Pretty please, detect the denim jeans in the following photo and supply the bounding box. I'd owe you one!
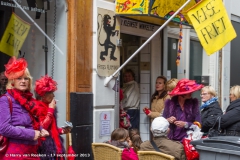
[127,109,140,130]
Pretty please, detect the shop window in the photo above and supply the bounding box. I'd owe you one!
[230,21,240,86]
[0,0,67,123]
[0,0,67,81]
[189,40,203,103]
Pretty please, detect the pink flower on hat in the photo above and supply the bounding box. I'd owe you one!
[35,75,57,97]
[4,56,28,79]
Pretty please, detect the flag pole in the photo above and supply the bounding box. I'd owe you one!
[104,0,192,87]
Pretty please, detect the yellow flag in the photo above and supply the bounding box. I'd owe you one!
[187,0,237,55]
[0,13,31,56]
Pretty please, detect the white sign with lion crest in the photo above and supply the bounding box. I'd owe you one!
[97,8,120,77]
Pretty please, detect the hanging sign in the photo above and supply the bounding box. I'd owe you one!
[97,8,120,77]
[187,0,237,55]
[0,13,31,57]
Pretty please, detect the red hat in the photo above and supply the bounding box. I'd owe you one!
[169,78,204,96]
[4,56,28,79]
[35,75,57,97]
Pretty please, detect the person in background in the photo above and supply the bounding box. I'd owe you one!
[166,78,178,94]
[129,128,142,153]
[220,85,240,136]
[143,76,170,121]
[0,57,49,160]
[200,86,222,134]
[122,69,140,129]
[140,117,186,160]
[163,79,203,142]
[106,128,138,160]
[34,75,71,159]
[0,71,8,95]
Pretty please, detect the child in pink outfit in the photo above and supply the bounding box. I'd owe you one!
[105,128,138,160]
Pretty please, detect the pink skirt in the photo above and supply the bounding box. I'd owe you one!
[0,142,40,160]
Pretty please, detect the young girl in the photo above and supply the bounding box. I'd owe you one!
[106,128,138,160]
[129,129,142,153]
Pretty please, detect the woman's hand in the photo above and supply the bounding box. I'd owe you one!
[49,99,56,109]
[147,111,152,117]
[174,121,186,128]
[142,107,149,112]
[62,127,71,134]
[33,130,41,140]
[40,129,49,137]
[167,116,176,124]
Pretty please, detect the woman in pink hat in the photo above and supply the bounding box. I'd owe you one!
[163,79,204,142]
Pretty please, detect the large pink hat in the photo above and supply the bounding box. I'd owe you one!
[4,56,28,79]
[169,78,204,96]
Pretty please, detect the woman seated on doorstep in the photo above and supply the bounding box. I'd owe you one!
[219,85,240,136]
[129,128,143,153]
[105,128,138,160]
[163,79,203,142]
[200,86,222,135]
[143,76,170,121]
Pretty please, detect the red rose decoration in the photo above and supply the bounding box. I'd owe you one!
[35,75,57,97]
[4,56,28,79]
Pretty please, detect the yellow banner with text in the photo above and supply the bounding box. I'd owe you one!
[187,0,237,55]
[0,13,31,57]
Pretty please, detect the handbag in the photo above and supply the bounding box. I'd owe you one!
[0,95,13,153]
[208,116,225,137]
[182,138,199,160]
[119,108,131,129]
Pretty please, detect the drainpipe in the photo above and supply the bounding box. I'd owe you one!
[218,49,222,107]
[104,0,192,86]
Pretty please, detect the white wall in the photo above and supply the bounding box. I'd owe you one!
[220,0,234,109]
[230,0,240,16]
[93,0,116,143]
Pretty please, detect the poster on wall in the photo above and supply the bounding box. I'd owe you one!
[100,111,111,137]
[97,8,120,77]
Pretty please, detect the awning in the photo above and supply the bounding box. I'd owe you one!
[115,0,200,27]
